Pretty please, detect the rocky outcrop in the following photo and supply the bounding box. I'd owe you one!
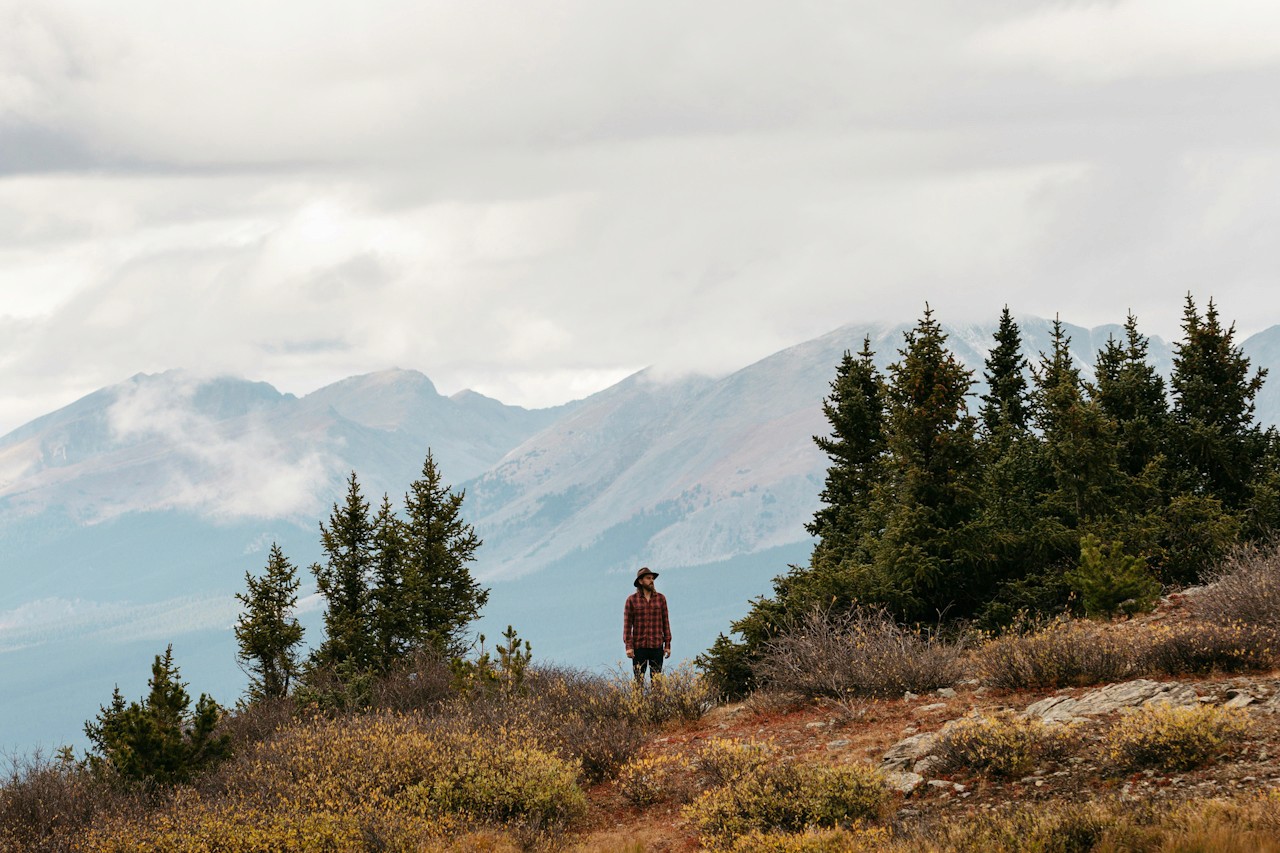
[1023,679,1200,723]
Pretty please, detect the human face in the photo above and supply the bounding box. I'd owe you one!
[638,573,656,591]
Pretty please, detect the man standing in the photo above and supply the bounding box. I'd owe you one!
[624,567,671,685]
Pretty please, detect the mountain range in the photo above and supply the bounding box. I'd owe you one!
[3,315,1278,754]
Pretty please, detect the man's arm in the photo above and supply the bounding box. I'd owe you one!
[623,596,635,657]
[661,595,672,657]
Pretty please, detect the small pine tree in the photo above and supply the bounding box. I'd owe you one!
[1065,534,1161,618]
[234,543,304,702]
[310,471,376,672]
[84,645,230,785]
[397,450,488,657]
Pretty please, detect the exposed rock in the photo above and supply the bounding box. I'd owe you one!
[1023,695,1079,723]
[936,688,958,699]
[1023,680,1199,722]
[914,755,946,777]
[915,702,949,715]
[885,771,924,794]
[1224,693,1256,710]
[882,732,939,771]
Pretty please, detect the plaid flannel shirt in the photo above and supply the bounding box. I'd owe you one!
[623,590,671,651]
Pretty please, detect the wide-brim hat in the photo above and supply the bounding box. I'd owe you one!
[634,566,659,587]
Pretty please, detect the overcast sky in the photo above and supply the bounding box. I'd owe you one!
[3,1,1280,433]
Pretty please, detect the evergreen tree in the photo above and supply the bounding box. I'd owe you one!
[806,338,886,572]
[1032,318,1123,526]
[1093,314,1170,479]
[310,472,375,671]
[85,646,229,785]
[1064,534,1161,618]
[865,306,983,619]
[397,451,487,657]
[369,493,408,672]
[1170,295,1267,508]
[979,306,1031,436]
[234,543,304,702]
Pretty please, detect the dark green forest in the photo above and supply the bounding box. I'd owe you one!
[700,296,1280,695]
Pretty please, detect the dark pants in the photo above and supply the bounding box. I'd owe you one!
[632,647,664,684]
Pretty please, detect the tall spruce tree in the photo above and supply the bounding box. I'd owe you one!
[1170,295,1267,508]
[1093,314,1170,479]
[310,471,375,672]
[369,493,409,672]
[806,337,886,572]
[1033,318,1123,526]
[867,306,983,619]
[980,306,1031,437]
[973,310,1069,625]
[234,543,304,701]
[397,451,487,657]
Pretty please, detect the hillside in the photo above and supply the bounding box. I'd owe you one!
[5,556,1279,852]
[578,593,1280,851]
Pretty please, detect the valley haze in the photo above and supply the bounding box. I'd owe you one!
[5,314,1280,756]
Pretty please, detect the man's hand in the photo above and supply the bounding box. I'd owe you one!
[625,649,634,659]
[664,647,671,659]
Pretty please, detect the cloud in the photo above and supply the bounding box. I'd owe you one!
[0,595,240,652]
[971,0,1280,82]
[1,1,1280,436]
[102,372,339,520]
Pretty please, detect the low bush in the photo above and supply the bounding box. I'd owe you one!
[0,750,142,853]
[84,791,451,853]
[975,619,1137,690]
[683,758,890,850]
[454,666,645,783]
[891,794,1280,853]
[615,753,692,805]
[1143,620,1279,675]
[370,648,455,713]
[906,799,1142,853]
[1106,703,1251,772]
[754,606,964,700]
[934,712,1076,778]
[406,730,587,832]
[693,737,776,788]
[618,663,713,725]
[1195,541,1280,628]
[727,826,892,852]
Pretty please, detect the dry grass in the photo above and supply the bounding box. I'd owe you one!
[975,619,1137,690]
[755,606,965,699]
[976,617,1279,691]
[1194,541,1280,628]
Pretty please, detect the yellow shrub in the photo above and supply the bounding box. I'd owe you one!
[82,713,586,850]
[728,825,892,852]
[405,728,587,828]
[615,753,691,805]
[935,712,1075,778]
[80,788,450,853]
[1106,703,1252,772]
[694,737,776,787]
[615,663,712,724]
[683,760,889,850]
